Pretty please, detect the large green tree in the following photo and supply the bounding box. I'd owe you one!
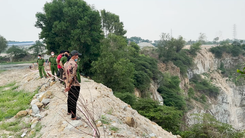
[35,0,103,75]
[0,35,7,53]
[92,34,135,93]
[100,9,127,37]
[29,40,46,56]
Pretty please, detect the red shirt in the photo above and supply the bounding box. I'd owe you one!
[57,54,63,69]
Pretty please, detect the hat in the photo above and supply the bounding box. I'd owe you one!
[71,50,82,56]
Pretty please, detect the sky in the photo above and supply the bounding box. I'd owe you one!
[0,0,244,41]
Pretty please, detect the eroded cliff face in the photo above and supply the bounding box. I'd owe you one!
[186,48,245,130]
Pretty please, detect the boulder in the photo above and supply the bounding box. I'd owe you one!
[35,102,43,108]
[50,81,56,86]
[15,110,28,118]
[31,99,39,105]
[32,104,40,115]
[96,121,102,127]
[41,98,50,105]
[125,117,135,127]
[40,91,53,101]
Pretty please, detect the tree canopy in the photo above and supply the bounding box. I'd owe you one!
[100,9,127,37]
[29,40,46,56]
[35,0,103,75]
[0,35,7,53]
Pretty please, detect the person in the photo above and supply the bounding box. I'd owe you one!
[60,50,70,69]
[49,51,58,79]
[64,50,82,120]
[37,55,47,78]
[56,51,65,80]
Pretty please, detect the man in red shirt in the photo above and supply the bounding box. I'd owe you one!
[56,51,65,80]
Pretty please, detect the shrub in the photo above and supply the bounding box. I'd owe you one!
[114,92,136,106]
[181,113,245,138]
[190,74,219,98]
[132,98,183,133]
[157,73,186,110]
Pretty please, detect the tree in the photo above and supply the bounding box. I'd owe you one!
[213,37,219,45]
[92,34,135,93]
[6,46,27,62]
[0,35,7,53]
[35,0,103,75]
[101,9,127,37]
[29,40,46,56]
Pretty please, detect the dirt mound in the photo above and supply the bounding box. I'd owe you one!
[0,69,179,138]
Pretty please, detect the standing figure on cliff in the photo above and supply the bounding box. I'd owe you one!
[37,54,47,78]
[64,50,82,120]
[56,51,65,81]
[49,51,58,80]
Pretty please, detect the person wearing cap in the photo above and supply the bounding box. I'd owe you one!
[56,51,65,80]
[64,50,82,120]
[37,54,47,78]
[49,52,58,77]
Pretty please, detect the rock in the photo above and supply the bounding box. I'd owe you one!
[50,81,56,86]
[15,110,28,118]
[64,120,83,131]
[21,131,27,137]
[32,104,40,115]
[35,102,43,108]
[125,117,135,127]
[41,98,50,105]
[84,124,88,128]
[176,135,181,138]
[27,109,33,115]
[31,118,39,124]
[40,84,48,92]
[31,121,38,129]
[149,133,156,138]
[96,121,102,127]
[40,91,53,101]
[31,99,39,105]
[123,106,127,111]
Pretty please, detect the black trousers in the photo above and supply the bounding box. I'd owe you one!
[67,86,80,118]
[59,68,63,79]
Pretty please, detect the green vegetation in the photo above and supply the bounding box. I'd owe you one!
[100,115,110,125]
[101,9,127,36]
[35,0,103,76]
[0,61,35,65]
[157,73,186,110]
[181,114,245,138]
[109,126,119,132]
[0,82,38,121]
[157,33,201,75]
[29,40,46,56]
[190,74,219,98]
[210,40,245,58]
[6,46,27,61]
[132,98,183,133]
[0,35,7,53]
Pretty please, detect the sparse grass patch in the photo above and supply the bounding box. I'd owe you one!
[109,126,119,132]
[0,82,38,121]
[100,115,110,125]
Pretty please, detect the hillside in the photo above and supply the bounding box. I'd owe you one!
[0,69,180,138]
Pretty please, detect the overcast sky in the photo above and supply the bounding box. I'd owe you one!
[0,0,244,41]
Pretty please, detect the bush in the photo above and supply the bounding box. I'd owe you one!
[132,98,183,133]
[114,92,136,105]
[157,73,186,110]
[181,113,245,138]
[190,74,219,98]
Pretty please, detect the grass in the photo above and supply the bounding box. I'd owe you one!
[109,126,119,132]
[0,82,38,121]
[100,115,110,125]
